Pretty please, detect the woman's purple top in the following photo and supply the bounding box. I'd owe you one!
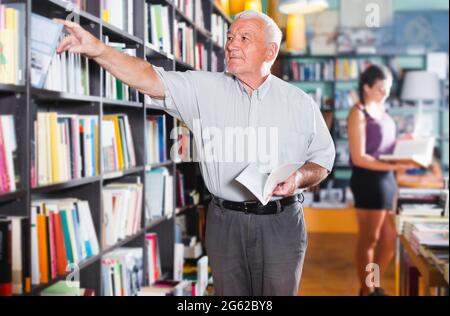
[350,106,397,165]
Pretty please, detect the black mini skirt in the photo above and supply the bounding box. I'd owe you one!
[350,166,397,210]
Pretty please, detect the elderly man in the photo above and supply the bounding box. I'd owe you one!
[57,10,335,296]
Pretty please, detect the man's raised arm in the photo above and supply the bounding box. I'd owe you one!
[55,20,165,99]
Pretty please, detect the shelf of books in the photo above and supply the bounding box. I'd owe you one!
[394,188,449,295]
[279,52,449,208]
[0,0,230,296]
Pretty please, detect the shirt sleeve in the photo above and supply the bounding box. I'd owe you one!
[305,99,336,172]
[147,66,200,130]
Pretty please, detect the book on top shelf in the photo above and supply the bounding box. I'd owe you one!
[145,3,172,55]
[101,0,134,35]
[0,3,26,85]
[30,13,63,89]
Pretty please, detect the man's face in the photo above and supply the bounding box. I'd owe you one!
[225,18,272,76]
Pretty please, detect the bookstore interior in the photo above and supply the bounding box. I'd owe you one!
[0,0,448,298]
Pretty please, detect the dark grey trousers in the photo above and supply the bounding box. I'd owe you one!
[205,198,308,296]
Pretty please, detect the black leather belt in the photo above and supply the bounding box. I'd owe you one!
[213,194,303,215]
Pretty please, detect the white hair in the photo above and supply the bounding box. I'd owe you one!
[234,10,282,56]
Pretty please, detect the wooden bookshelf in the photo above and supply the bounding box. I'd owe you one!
[0,0,231,296]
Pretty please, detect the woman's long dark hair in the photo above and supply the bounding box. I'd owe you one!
[358,64,393,106]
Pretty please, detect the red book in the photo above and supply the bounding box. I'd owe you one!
[48,212,58,279]
[0,118,10,192]
[54,212,68,276]
[0,220,12,296]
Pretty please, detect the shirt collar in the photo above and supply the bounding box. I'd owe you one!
[234,74,273,101]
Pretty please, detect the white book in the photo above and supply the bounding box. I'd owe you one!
[101,190,114,247]
[10,217,23,294]
[127,0,134,35]
[164,174,174,218]
[30,205,40,285]
[173,243,184,282]
[161,6,170,54]
[134,183,143,232]
[235,162,305,205]
[101,120,117,172]
[124,115,136,167]
[80,201,99,256]
[196,256,208,297]
[36,113,47,186]
[380,137,435,168]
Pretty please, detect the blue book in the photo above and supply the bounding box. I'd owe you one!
[30,14,63,88]
[157,116,166,162]
[91,118,96,176]
[60,211,74,265]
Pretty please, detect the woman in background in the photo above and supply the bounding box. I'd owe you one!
[347,65,415,296]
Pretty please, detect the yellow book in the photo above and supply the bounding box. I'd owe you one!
[49,112,61,183]
[5,8,17,84]
[0,29,14,84]
[102,9,110,23]
[104,116,124,171]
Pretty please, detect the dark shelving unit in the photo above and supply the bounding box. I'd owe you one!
[0,0,230,296]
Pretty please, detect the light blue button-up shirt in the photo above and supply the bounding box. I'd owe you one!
[149,67,336,202]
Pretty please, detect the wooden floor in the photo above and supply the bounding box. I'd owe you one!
[298,233,396,296]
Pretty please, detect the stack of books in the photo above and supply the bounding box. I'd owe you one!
[174,20,195,67]
[404,222,449,258]
[101,247,143,296]
[101,179,143,248]
[32,113,99,187]
[145,233,162,286]
[30,199,99,285]
[145,115,167,165]
[101,0,134,34]
[335,58,374,81]
[283,60,335,82]
[103,36,138,102]
[195,42,208,71]
[211,13,228,48]
[101,114,136,173]
[145,4,172,54]
[174,0,194,21]
[194,0,205,30]
[44,44,90,95]
[395,188,448,233]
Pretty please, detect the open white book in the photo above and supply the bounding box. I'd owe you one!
[379,138,435,168]
[236,162,304,206]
